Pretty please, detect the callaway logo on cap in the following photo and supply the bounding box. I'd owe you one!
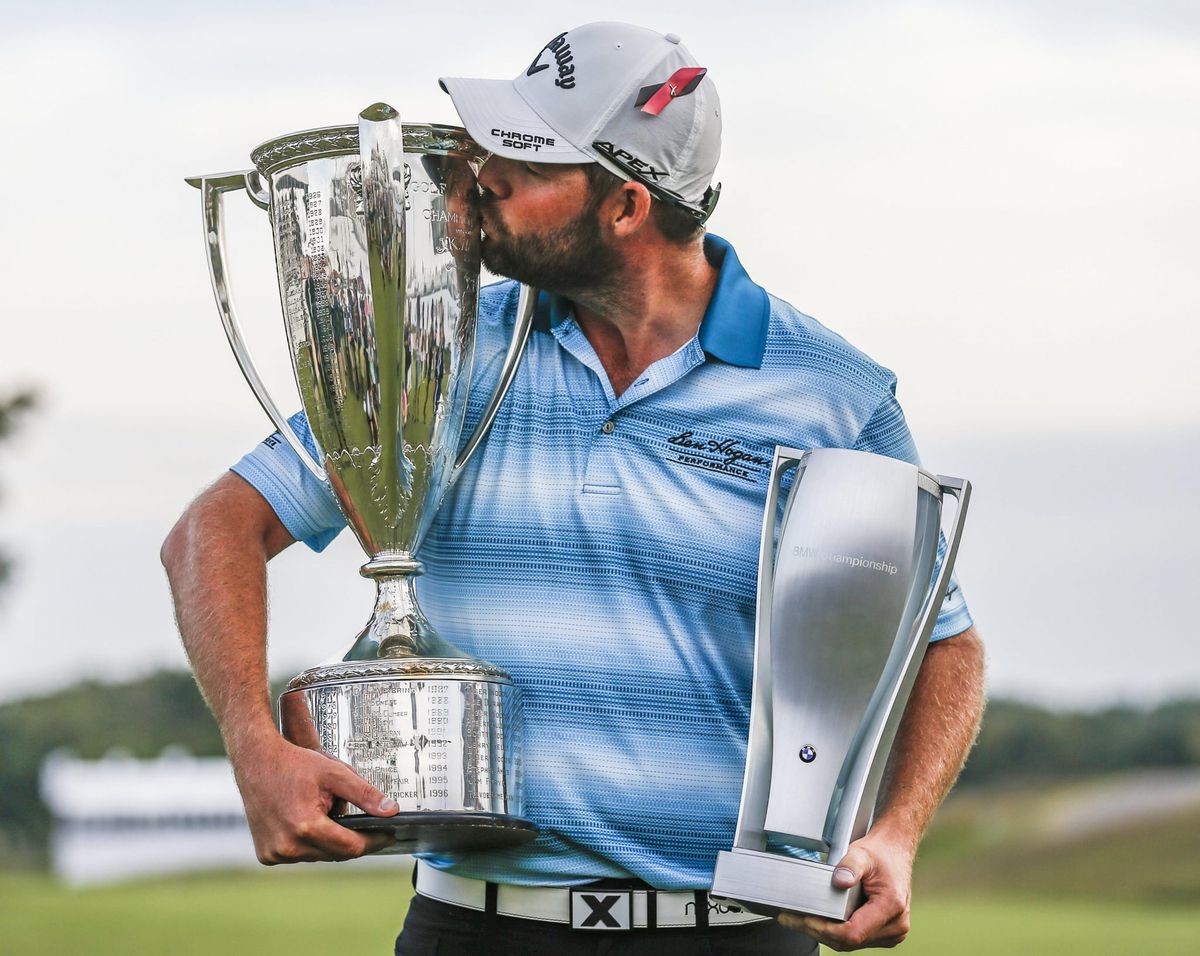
[439,21,721,221]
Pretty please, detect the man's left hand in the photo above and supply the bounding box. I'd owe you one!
[777,829,914,951]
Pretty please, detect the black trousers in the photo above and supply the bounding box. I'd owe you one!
[395,894,819,956]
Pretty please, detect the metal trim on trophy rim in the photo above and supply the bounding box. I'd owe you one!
[915,471,942,498]
[788,450,943,500]
[285,658,514,692]
[250,123,485,177]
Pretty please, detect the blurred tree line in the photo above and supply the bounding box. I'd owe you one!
[958,697,1200,785]
[0,390,36,594]
[0,672,226,863]
[2,672,1200,867]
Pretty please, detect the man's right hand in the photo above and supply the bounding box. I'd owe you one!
[232,734,399,864]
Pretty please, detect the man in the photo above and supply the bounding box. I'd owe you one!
[163,21,984,955]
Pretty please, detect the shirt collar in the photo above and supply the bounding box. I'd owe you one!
[530,233,770,369]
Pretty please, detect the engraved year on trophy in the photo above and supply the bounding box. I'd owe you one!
[186,103,539,852]
[712,447,970,919]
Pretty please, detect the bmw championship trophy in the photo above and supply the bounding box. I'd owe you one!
[712,447,970,919]
[186,104,539,852]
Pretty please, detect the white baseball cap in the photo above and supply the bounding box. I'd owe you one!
[440,21,722,221]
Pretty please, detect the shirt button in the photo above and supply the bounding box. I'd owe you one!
[601,420,615,435]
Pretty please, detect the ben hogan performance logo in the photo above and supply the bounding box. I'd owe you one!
[666,431,770,482]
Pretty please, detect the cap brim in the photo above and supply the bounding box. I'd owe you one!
[439,77,591,163]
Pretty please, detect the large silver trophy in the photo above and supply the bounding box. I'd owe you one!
[712,447,970,919]
[186,104,539,852]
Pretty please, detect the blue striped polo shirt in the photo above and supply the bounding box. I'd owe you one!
[232,234,972,890]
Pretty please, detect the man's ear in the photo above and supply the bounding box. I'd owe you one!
[607,181,653,238]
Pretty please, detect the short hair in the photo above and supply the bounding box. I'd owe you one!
[583,163,705,245]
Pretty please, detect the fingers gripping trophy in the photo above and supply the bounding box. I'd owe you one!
[186,104,539,852]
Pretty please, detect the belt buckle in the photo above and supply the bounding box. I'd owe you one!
[569,888,633,930]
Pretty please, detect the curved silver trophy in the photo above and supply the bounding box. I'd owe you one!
[712,447,970,919]
[186,103,538,852]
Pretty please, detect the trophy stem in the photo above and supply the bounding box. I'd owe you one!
[342,556,465,661]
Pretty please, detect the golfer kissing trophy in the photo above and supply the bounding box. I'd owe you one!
[186,103,539,852]
[712,447,970,919]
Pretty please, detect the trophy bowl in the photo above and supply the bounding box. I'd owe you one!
[188,104,538,852]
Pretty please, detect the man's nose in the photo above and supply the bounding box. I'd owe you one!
[477,156,513,199]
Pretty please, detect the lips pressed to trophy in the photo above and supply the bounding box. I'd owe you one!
[186,103,539,852]
[711,447,971,920]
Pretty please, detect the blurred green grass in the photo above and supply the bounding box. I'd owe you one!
[3,865,1199,955]
[914,784,1200,906]
[5,773,1200,954]
[0,866,409,955]
[905,899,1199,954]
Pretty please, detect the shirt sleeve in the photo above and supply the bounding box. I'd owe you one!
[852,385,974,642]
[230,411,347,553]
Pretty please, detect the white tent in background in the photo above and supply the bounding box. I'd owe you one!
[40,748,253,886]
[39,748,398,886]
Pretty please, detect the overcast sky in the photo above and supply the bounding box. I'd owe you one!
[0,0,1196,707]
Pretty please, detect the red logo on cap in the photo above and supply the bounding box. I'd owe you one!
[635,67,707,116]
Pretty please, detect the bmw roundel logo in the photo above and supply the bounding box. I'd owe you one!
[799,745,817,763]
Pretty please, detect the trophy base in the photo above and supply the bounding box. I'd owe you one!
[711,849,863,921]
[340,811,540,854]
[280,658,534,854]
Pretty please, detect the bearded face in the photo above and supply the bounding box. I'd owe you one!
[478,186,622,297]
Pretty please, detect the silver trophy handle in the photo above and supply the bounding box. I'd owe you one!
[823,473,972,862]
[731,446,806,852]
[185,171,327,482]
[910,477,972,672]
[453,284,536,479]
